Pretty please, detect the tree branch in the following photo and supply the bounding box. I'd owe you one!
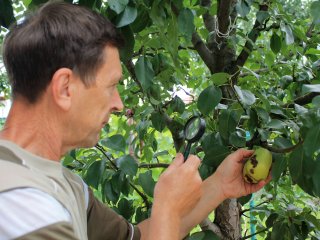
[216,0,235,33]
[95,144,151,209]
[236,2,269,69]
[124,59,143,92]
[261,140,303,153]
[191,32,215,73]
[241,228,269,240]
[200,0,215,33]
[163,112,185,152]
[283,92,320,108]
[139,163,169,168]
[306,22,315,38]
[240,200,270,215]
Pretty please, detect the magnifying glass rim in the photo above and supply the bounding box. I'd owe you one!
[184,116,206,142]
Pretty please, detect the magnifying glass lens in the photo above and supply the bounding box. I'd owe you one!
[185,118,200,140]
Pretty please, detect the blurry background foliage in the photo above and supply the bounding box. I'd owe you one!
[1,0,320,239]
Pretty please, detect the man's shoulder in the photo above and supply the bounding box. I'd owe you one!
[0,187,75,240]
[0,159,54,192]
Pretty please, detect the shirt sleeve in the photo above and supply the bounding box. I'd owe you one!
[86,188,141,240]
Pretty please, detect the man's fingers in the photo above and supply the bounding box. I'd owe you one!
[233,149,254,162]
[184,155,201,169]
[169,153,184,170]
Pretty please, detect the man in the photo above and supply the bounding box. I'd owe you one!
[0,2,269,240]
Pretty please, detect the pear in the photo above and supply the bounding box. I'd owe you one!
[243,147,272,183]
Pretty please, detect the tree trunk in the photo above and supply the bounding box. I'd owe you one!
[215,199,241,239]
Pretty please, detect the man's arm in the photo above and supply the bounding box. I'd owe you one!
[138,149,271,239]
[138,154,202,240]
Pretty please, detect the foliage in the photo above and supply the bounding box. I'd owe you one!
[1,0,320,239]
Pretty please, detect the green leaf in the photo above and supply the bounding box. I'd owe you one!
[236,0,250,17]
[178,8,195,40]
[312,155,320,197]
[238,194,252,205]
[302,84,320,94]
[103,180,119,203]
[189,232,205,240]
[202,133,230,168]
[271,222,288,240]
[265,51,275,68]
[266,213,279,228]
[202,230,221,240]
[280,23,294,45]
[312,96,320,107]
[149,84,161,101]
[218,110,238,142]
[119,26,134,62]
[272,153,286,181]
[189,230,220,240]
[0,0,15,28]
[303,127,320,156]
[305,48,320,55]
[138,170,156,197]
[23,0,32,7]
[274,137,293,149]
[131,8,152,33]
[115,6,138,28]
[170,96,185,114]
[256,107,270,123]
[310,0,320,23]
[197,85,222,115]
[108,0,128,14]
[117,155,138,177]
[135,207,149,223]
[267,119,285,129]
[136,120,149,139]
[289,146,315,195]
[210,72,230,86]
[289,147,304,182]
[150,112,166,132]
[229,130,246,147]
[203,144,230,168]
[101,134,126,152]
[78,0,102,8]
[234,85,256,106]
[134,56,154,91]
[85,160,106,189]
[256,11,269,24]
[117,198,134,220]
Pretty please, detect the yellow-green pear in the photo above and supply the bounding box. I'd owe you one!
[243,147,272,183]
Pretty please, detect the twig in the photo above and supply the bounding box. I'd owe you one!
[261,140,303,153]
[241,228,269,240]
[240,200,270,215]
[139,163,169,168]
[95,144,151,209]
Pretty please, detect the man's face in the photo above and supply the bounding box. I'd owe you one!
[68,45,124,147]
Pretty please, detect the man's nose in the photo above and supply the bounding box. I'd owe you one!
[112,89,124,112]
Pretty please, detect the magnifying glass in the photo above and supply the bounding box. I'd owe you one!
[183,116,206,161]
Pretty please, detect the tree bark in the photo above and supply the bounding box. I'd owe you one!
[214,199,241,239]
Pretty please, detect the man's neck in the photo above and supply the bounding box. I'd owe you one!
[0,100,64,161]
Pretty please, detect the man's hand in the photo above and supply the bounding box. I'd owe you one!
[146,153,202,240]
[214,148,272,200]
[153,153,202,218]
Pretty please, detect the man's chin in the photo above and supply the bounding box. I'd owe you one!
[79,137,100,149]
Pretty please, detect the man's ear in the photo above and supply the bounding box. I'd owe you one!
[50,68,75,111]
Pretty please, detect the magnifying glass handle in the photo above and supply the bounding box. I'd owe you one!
[183,142,192,161]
